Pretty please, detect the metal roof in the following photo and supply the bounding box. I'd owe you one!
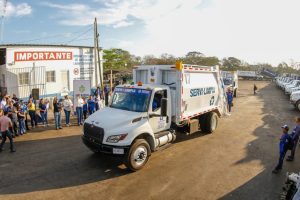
[0,44,101,49]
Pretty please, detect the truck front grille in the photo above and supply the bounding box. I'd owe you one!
[83,123,104,144]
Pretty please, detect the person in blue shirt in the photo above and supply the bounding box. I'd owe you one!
[272,125,291,174]
[87,95,95,115]
[226,87,233,112]
[82,97,88,121]
[39,99,48,127]
[286,117,300,161]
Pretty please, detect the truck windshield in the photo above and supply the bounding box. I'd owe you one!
[111,88,151,112]
[223,78,233,86]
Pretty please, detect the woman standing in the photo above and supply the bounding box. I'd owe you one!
[39,99,48,127]
[28,99,37,128]
[63,95,73,127]
[53,97,62,130]
[76,95,84,126]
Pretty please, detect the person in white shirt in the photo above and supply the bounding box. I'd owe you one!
[0,96,7,110]
[63,95,73,126]
[76,94,84,126]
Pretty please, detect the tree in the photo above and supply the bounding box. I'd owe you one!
[103,48,131,70]
[276,62,300,74]
[184,51,204,64]
[142,55,159,65]
[222,57,242,71]
[186,51,204,58]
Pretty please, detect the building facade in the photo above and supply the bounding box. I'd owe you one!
[0,44,103,99]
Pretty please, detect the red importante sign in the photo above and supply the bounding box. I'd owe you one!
[14,51,73,62]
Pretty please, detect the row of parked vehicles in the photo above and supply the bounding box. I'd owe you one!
[275,77,300,111]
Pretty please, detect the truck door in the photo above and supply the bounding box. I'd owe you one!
[149,89,168,134]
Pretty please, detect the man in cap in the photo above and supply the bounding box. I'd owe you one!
[286,117,300,161]
[272,125,291,174]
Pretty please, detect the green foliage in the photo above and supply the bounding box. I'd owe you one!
[276,62,300,74]
[103,48,300,75]
[103,48,131,70]
[142,54,176,65]
[182,51,219,66]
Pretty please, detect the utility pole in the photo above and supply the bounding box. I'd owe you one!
[0,0,8,43]
[95,22,103,88]
[94,18,98,87]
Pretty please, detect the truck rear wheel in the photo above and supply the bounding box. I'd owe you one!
[125,139,151,171]
[200,112,218,133]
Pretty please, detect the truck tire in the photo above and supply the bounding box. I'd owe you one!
[200,112,218,133]
[296,101,300,112]
[125,139,151,171]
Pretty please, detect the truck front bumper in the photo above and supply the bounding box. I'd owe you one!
[82,135,130,156]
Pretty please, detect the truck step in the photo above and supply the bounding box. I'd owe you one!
[154,143,172,152]
[154,131,170,139]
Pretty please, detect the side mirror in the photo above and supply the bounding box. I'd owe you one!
[161,98,167,117]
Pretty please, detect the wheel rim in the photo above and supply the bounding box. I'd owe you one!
[211,115,217,131]
[297,103,300,111]
[132,146,148,167]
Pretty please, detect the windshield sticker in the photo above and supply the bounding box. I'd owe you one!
[190,87,216,97]
[115,88,151,95]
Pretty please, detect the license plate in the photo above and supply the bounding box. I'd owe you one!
[113,148,124,155]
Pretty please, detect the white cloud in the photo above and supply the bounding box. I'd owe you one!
[128,0,300,65]
[1,2,32,17]
[43,0,300,65]
[113,20,134,28]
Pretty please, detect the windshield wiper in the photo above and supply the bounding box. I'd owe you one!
[116,106,131,111]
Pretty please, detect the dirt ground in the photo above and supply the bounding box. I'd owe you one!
[0,80,299,200]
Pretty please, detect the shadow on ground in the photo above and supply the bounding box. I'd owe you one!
[0,135,128,194]
[220,82,300,200]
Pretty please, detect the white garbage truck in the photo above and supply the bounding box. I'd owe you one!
[82,63,229,171]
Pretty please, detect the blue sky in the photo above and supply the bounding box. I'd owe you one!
[2,0,300,65]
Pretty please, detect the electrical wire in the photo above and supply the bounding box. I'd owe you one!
[14,25,93,44]
[64,27,93,45]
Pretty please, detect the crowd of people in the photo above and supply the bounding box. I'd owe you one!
[0,88,112,152]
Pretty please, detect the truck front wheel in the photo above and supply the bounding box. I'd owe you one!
[125,139,151,171]
[296,101,300,112]
[200,112,218,133]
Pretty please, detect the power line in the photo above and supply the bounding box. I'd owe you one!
[67,37,93,43]
[64,27,93,45]
[14,25,93,44]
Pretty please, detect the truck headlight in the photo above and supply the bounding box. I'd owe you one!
[106,134,128,143]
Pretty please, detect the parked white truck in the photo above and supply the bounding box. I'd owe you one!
[221,71,238,97]
[82,63,229,171]
[290,91,300,111]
